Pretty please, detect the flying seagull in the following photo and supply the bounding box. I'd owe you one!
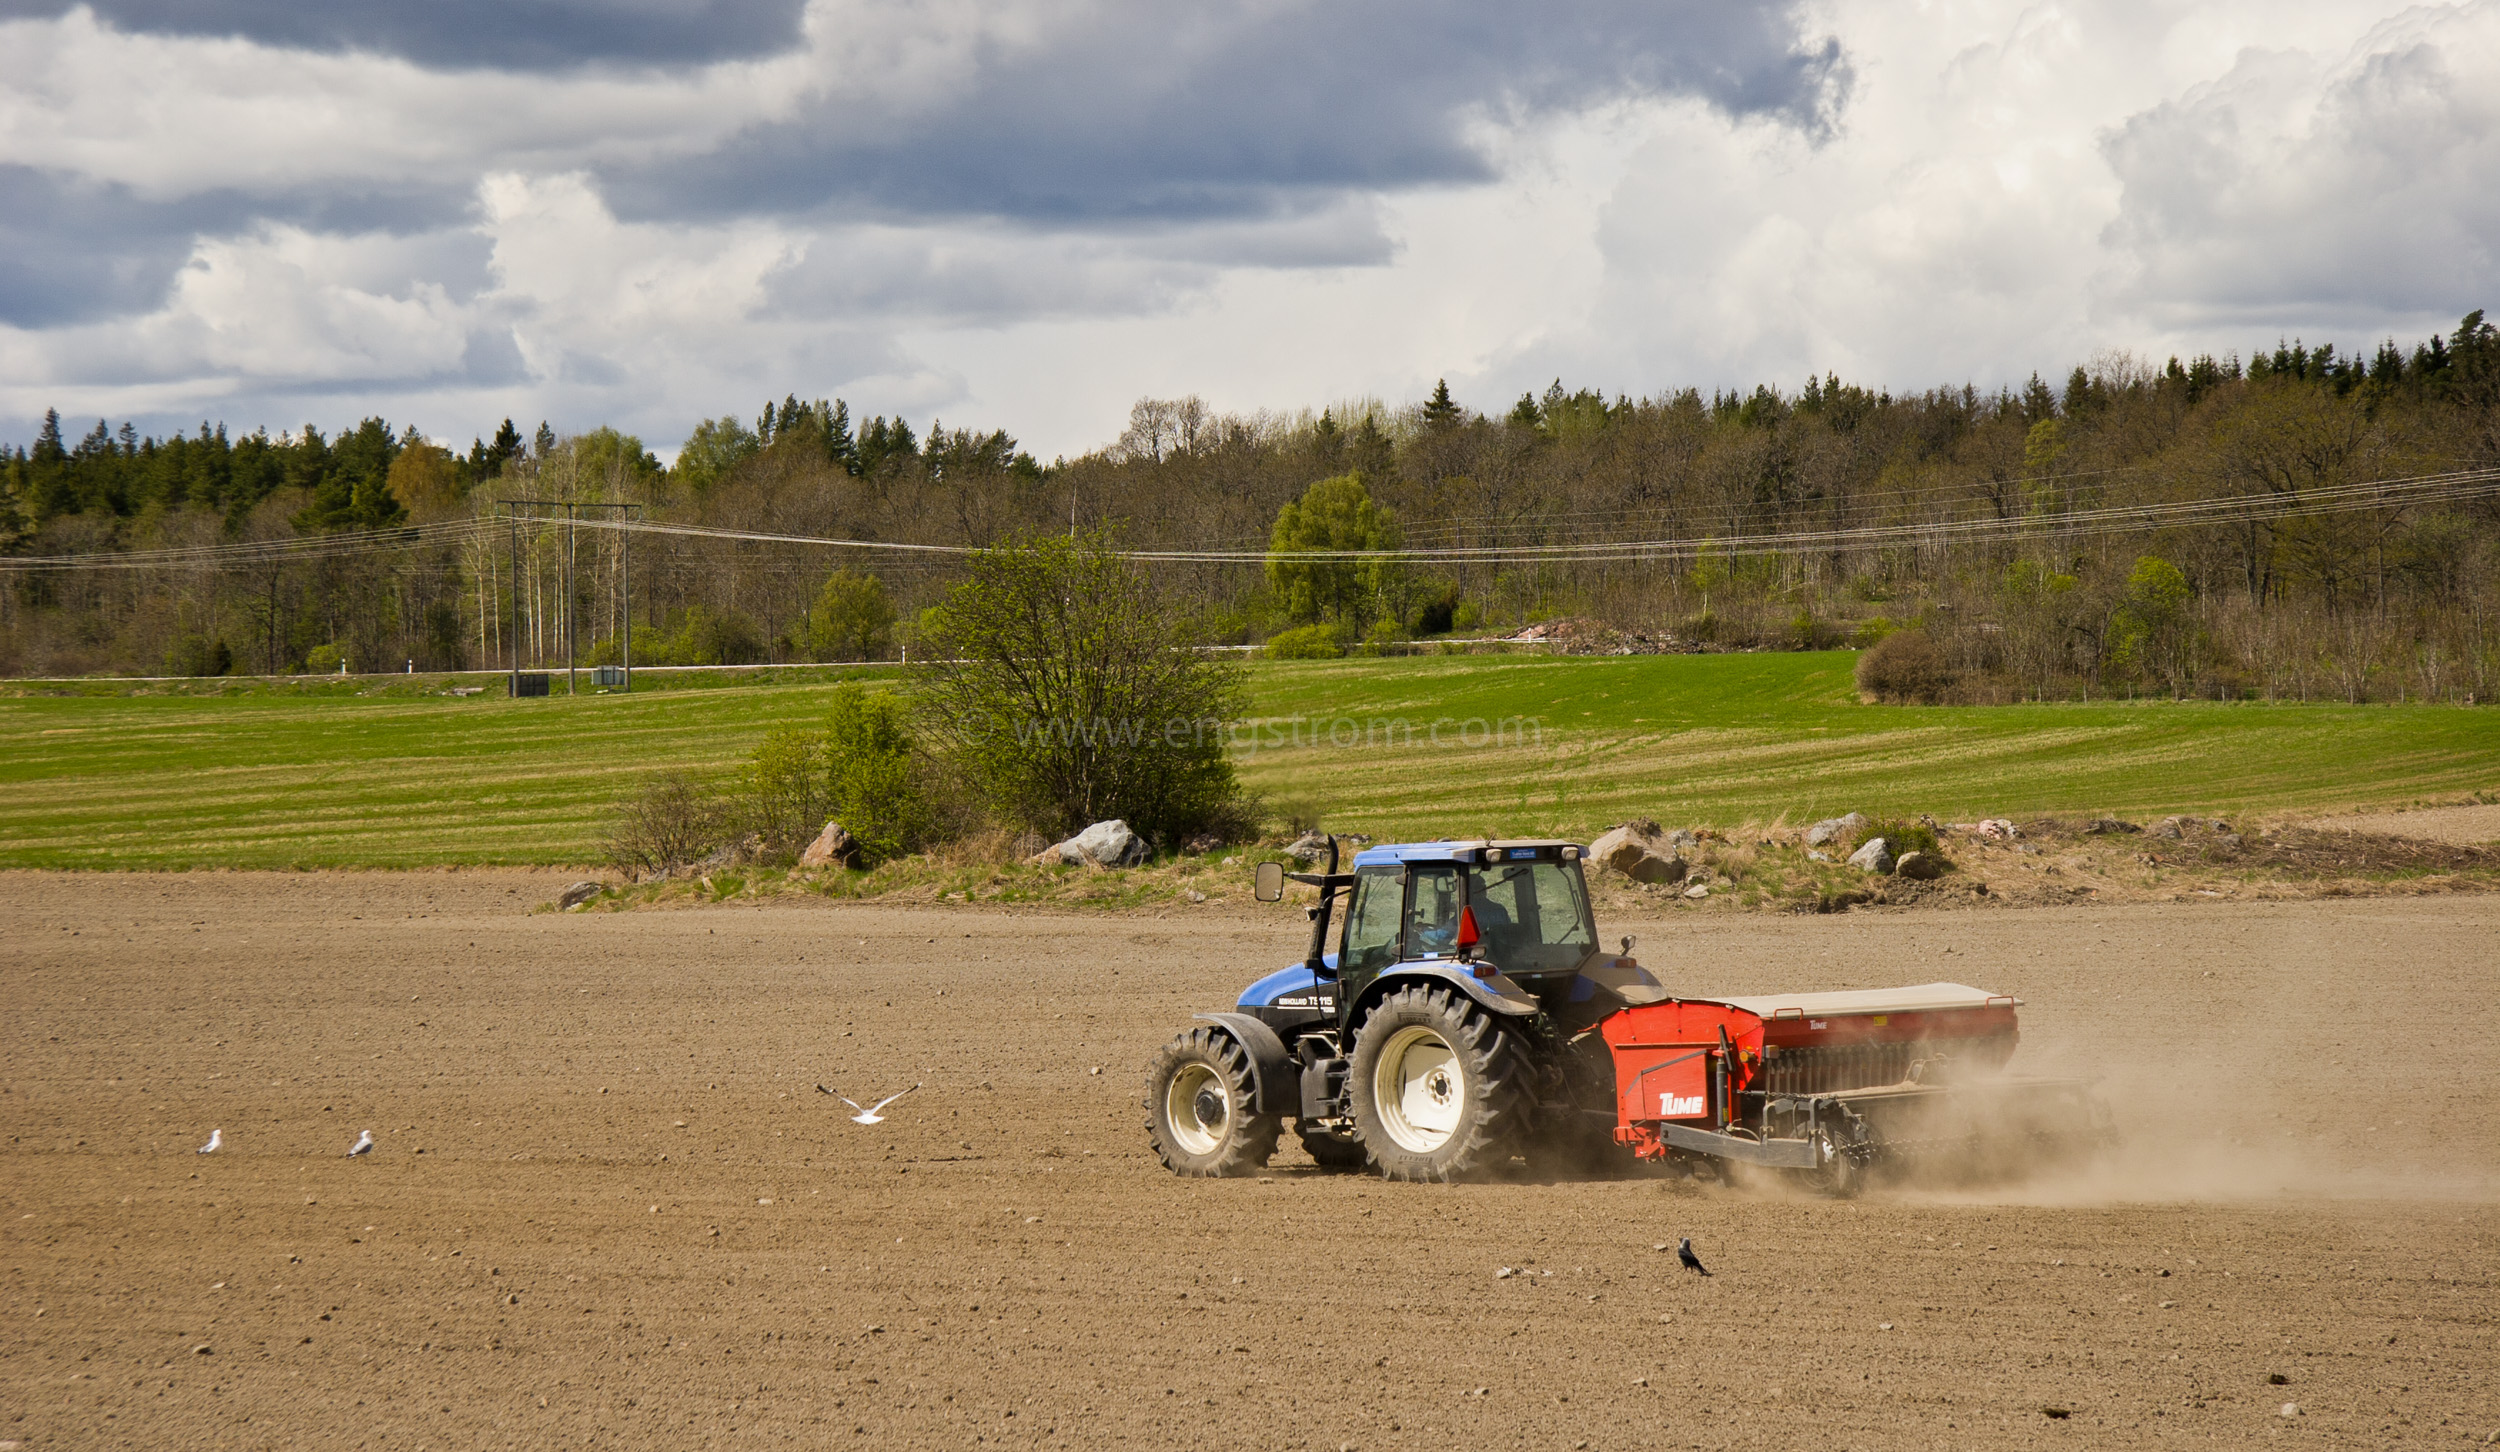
[347,1130,374,1157]
[818,1083,920,1125]
[1677,1238,1711,1277]
[196,1129,221,1155]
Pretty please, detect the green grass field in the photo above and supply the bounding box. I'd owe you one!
[3,652,2495,868]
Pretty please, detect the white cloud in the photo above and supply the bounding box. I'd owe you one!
[0,0,2492,461]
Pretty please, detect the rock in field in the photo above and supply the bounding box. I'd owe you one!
[1589,823,1689,884]
[1846,837,1895,874]
[1805,812,1870,847]
[800,820,860,869]
[558,880,602,911]
[1972,817,2019,840]
[1285,830,1333,863]
[2152,816,2186,840]
[1042,819,1150,868]
[1894,850,1945,880]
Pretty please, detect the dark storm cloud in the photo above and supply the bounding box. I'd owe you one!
[0,166,229,326]
[0,0,808,70]
[0,167,479,328]
[605,0,1848,225]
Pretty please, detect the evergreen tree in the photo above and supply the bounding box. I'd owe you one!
[1421,378,1462,431]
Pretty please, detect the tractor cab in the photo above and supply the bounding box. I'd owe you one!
[1237,838,1668,1049]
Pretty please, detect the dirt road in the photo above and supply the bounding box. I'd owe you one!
[4,871,2494,1450]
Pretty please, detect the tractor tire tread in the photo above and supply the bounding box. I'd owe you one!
[1349,983,1530,1184]
[1142,1026,1282,1178]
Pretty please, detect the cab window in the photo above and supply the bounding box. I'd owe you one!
[1404,865,1461,958]
[1462,859,1595,974]
[1337,866,1403,976]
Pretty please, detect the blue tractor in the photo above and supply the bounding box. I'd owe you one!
[1145,836,2106,1186]
[1143,838,1669,1181]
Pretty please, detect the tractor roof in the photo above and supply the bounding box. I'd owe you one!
[1350,839,1582,868]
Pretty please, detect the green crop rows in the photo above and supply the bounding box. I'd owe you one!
[2,652,2493,868]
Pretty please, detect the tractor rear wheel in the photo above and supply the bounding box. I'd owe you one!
[1348,984,1528,1182]
[1143,1027,1282,1177]
[1295,1121,1368,1172]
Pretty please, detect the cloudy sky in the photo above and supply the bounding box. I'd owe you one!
[1,0,2493,461]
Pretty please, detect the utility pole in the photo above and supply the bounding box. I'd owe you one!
[507,513,522,694]
[565,502,578,696]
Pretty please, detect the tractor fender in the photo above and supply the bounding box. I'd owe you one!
[1352,965,1540,1028]
[1192,1012,1298,1117]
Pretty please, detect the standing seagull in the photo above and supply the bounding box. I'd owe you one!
[347,1130,374,1157]
[196,1129,221,1155]
[1677,1238,1712,1277]
[817,1083,920,1125]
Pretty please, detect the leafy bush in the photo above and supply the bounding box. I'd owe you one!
[1264,624,1345,659]
[805,570,895,662]
[303,643,344,675]
[914,530,1248,842]
[1851,817,1942,858]
[1855,628,1953,703]
[729,687,938,866]
[1351,618,1408,656]
[822,685,936,865]
[606,770,728,876]
[601,607,771,667]
[740,728,830,857]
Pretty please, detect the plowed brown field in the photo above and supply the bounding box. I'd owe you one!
[4,872,2494,1451]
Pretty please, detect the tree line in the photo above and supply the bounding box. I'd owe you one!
[2,310,2496,703]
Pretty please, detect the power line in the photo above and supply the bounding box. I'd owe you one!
[3,465,2495,573]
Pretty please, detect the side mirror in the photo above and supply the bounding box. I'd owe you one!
[1620,935,1637,957]
[1253,861,1285,902]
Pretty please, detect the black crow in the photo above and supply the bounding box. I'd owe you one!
[1677,1238,1711,1276]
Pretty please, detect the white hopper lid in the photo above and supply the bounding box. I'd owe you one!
[1704,982,2017,1019]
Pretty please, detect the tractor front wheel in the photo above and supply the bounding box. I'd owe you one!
[1143,1028,1282,1178]
[1348,985,1528,1182]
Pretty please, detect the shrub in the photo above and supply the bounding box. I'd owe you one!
[914,531,1249,842]
[606,770,727,876]
[303,643,344,675]
[822,685,934,865]
[1852,817,1942,858]
[740,728,831,857]
[1352,618,1408,656]
[805,570,895,662]
[615,607,772,667]
[1265,624,1345,659]
[1856,629,1953,703]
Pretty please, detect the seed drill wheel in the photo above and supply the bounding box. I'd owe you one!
[1143,1027,1282,1177]
[1347,984,1528,1182]
[1797,1116,1873,1198]
[1295,1122,1368,1172]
